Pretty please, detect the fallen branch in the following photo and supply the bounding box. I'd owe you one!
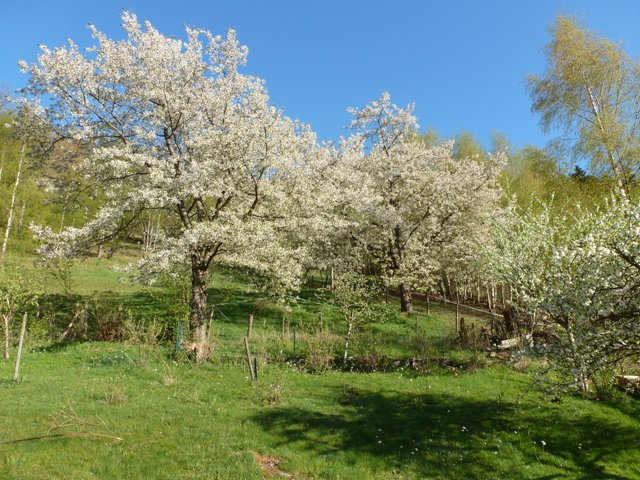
[3,432,123,444]
[58,308,81,342]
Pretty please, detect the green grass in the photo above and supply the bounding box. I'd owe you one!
[1,343,639,479]
[1,255,639,479]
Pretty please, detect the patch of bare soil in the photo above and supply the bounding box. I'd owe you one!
[252,452,294,478]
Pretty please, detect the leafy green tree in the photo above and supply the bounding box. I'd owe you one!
[0,266,41,359]
[453,130,487,161]
[529,15,640,193]
[330,272,384,364]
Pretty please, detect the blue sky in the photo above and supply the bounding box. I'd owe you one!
[2,1,640,150]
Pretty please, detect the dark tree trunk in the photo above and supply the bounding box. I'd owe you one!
[399,283,413,314]
[503,306,515,336]
[189,256,209,361]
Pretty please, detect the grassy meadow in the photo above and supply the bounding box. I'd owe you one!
[0,255,639,479]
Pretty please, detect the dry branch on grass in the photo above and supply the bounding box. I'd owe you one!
[3,432,123,444]
[2,407,121,445]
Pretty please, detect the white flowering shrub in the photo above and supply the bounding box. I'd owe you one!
[489,193,640,391]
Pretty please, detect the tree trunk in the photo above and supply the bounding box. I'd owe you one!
[189,257,209,361]
[3,314,10,360]
[0,143,5,183]
[444,273,453,301]
[567,325,589,392]
[0,144,25,266]
[399,283,413,314]
[343,319,354,365]
[13,312,27,381]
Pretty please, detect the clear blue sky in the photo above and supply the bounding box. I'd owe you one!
[2,0,640,150]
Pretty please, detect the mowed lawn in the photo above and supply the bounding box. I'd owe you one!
[1,255,639,479]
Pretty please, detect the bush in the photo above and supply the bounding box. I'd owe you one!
[88,293,127,341]
[300,331,341,372]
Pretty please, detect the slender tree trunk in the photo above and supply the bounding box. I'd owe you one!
[445,272,453,301]
[566,324,589,392]
[13,312,27,381]
[343,319,354,365]
[0,144,25,266]
[3,314,9,360]
[59,191,69,234]
[0,143,5,183]
[584,79,628,193]
[189,257,209,361]
[491,281,497,310]
[399,283,413,314]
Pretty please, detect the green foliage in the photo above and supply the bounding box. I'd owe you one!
[0,264,41,318]
[453,130,487,161]
[330,273,386,327]
[529,15,640,192]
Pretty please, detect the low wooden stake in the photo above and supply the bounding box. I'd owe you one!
[244,336,256,382]
[13,312,27,381]
[207,306,215,342]
[247,314,254,337]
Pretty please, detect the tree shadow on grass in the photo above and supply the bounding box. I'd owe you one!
[251,386,640,479]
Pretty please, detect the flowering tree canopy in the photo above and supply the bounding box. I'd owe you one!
[489,194,640,390]
[19,11,325,354]
[345,93,504,312]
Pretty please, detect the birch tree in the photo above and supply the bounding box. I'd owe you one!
[529,15,640,193]
[20,11,324,358]
[0,144,25,265]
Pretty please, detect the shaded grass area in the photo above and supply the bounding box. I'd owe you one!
[1,343,639,479]
[23,253,481,363]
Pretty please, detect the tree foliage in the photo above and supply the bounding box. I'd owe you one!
[19,11,327,356]
[529,15,640,192]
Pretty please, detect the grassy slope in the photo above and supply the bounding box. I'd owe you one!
[1,255,639,479]
[1,344,639,480]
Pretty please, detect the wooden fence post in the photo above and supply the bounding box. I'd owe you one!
[455,303,460,333]
[293,328,297,356]
[13,313,27,381]
[244,336,256,382]
[247,314,253,337]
